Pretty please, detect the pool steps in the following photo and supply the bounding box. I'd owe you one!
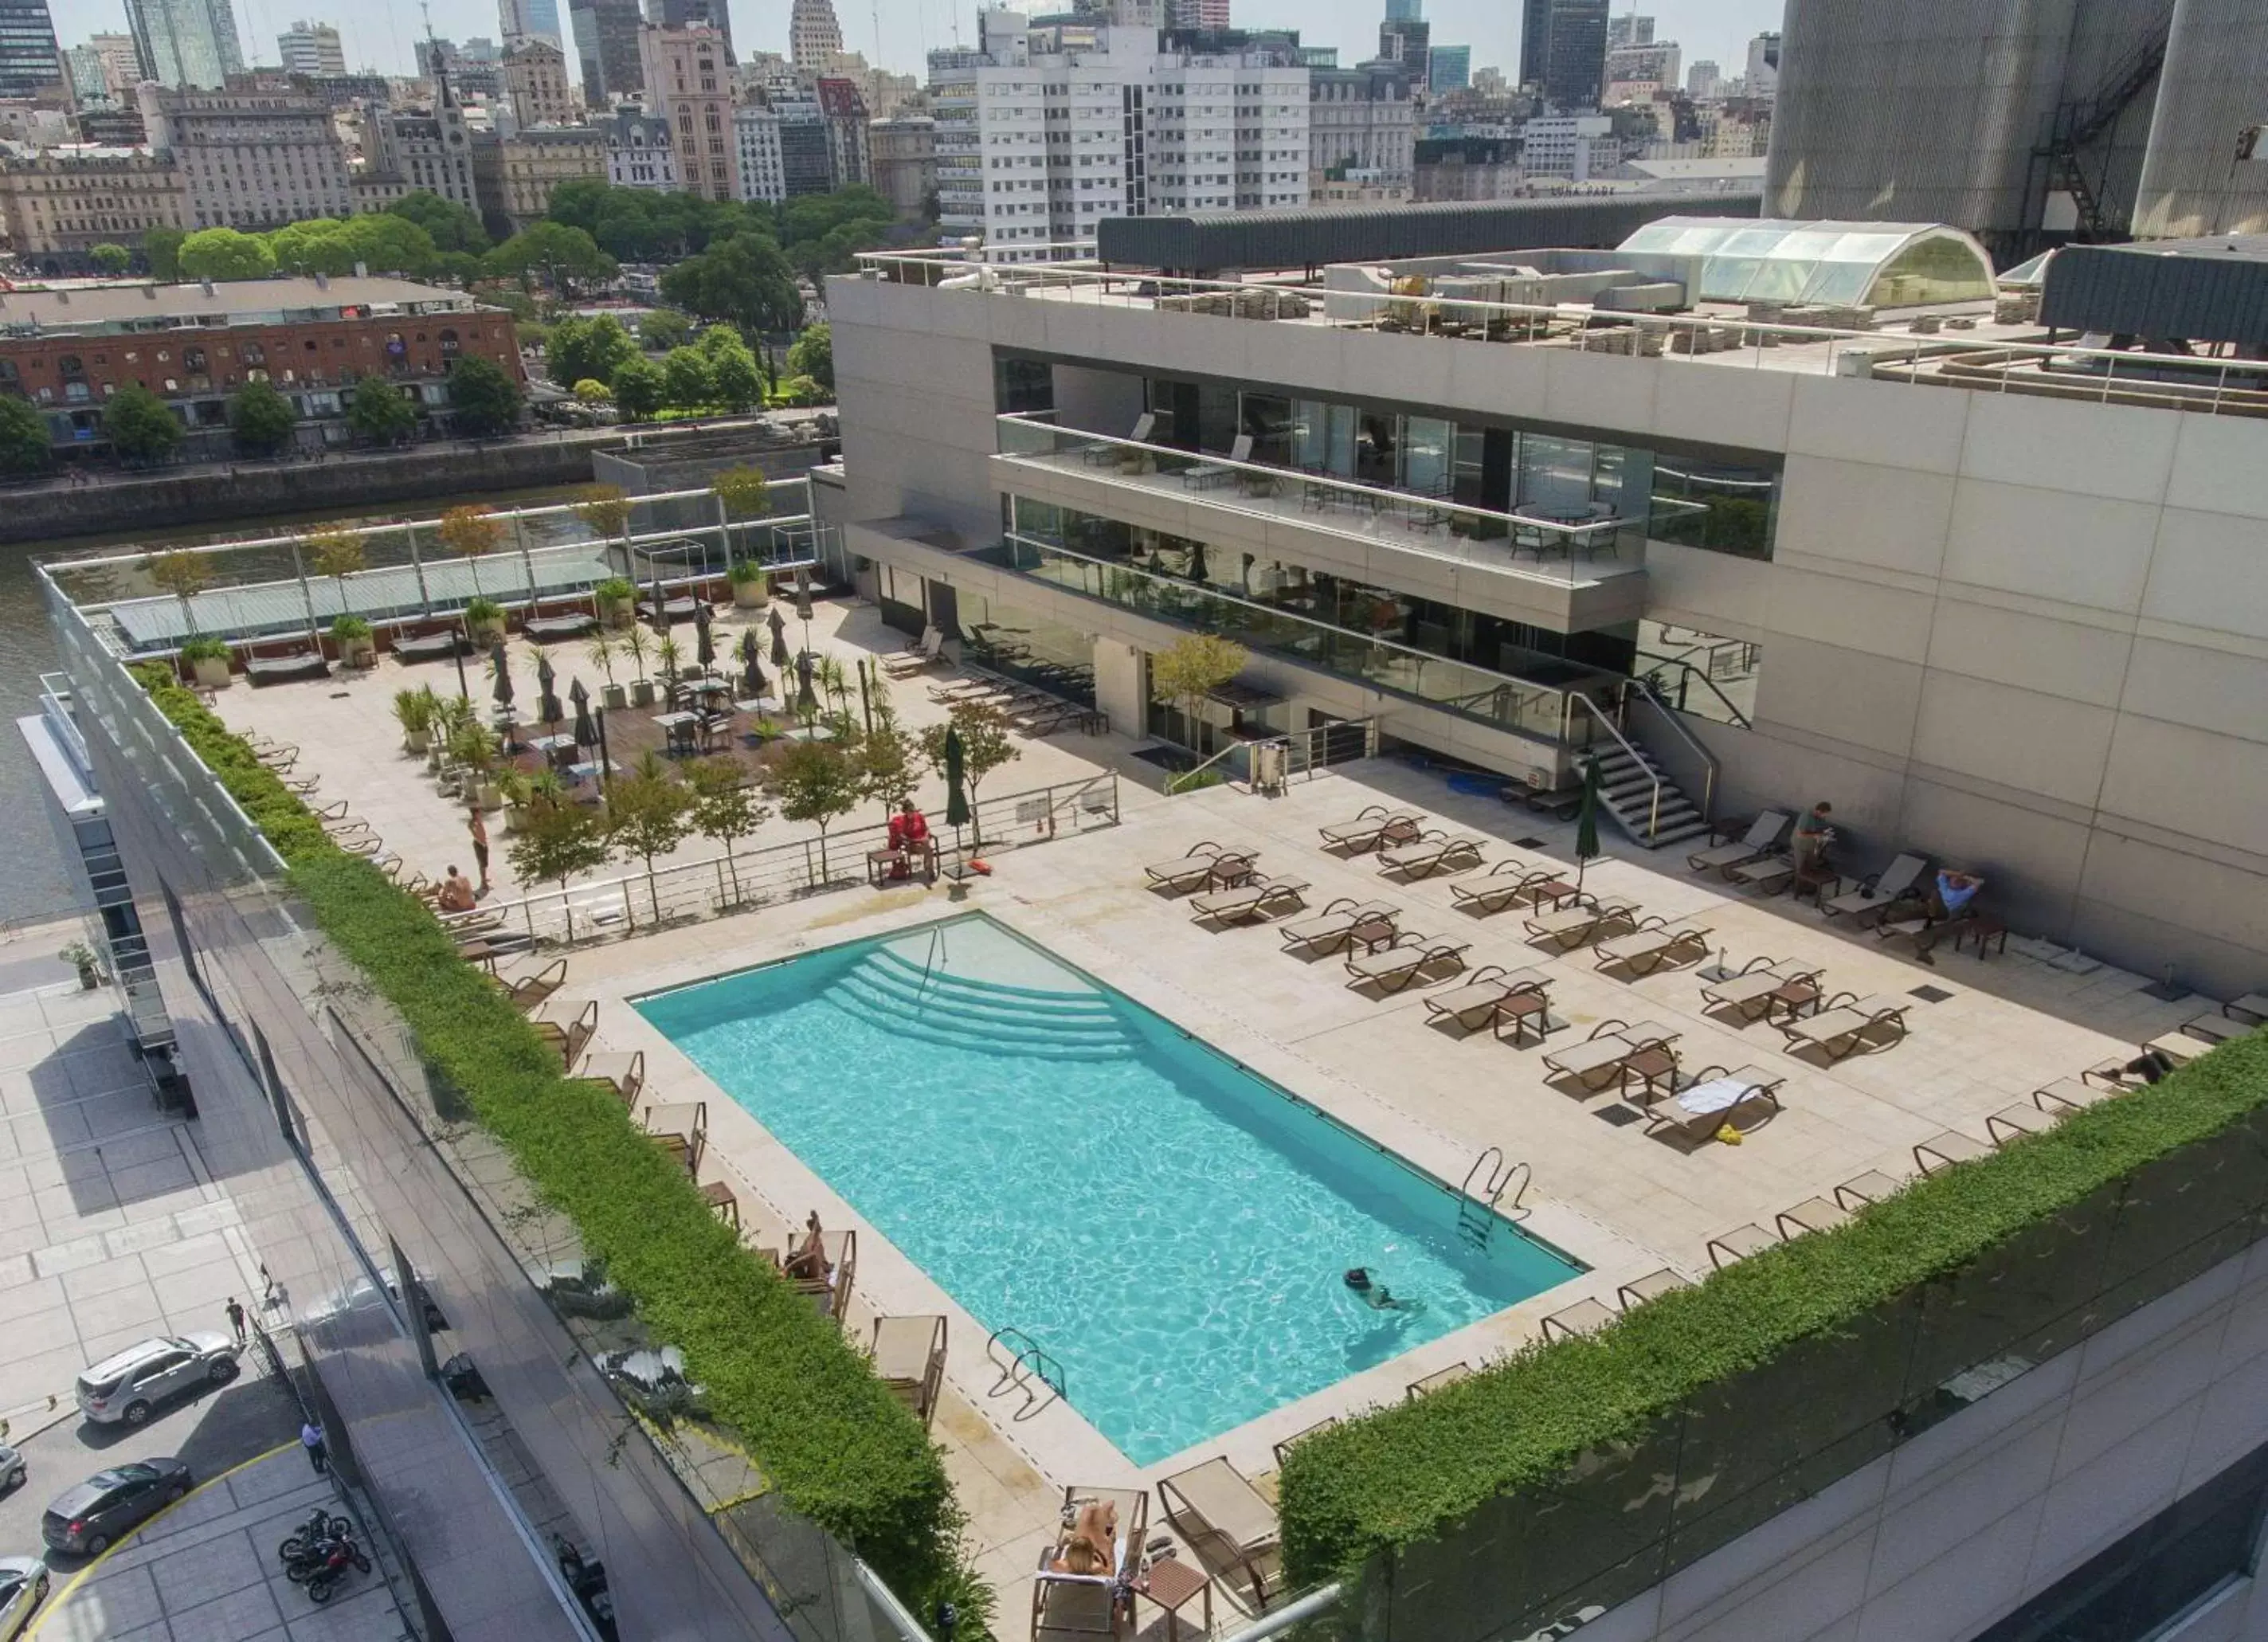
[829,949,1137,1060]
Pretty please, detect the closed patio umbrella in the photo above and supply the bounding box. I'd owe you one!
[648,574,671,633]
[794,649,817,717]
[738,629,766,700]
[569,677,597,750]
[793,574,814,622]
[1573,755,1602,888]
[770,608,791,669]
[694,600,715,672]
[489,641,514,708]
[535,652,562,731]
[944,723,970,854]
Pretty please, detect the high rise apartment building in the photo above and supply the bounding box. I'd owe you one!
[1375,12,1427,73]
[1427,44,1469,92]
[637,22,734,198]
[1166,0,1228,29]
[499,0,564,48]
[0,0,60,99]
[136,82,350,225]
[502,37,574,127]
[276,19,345,76]
[124,0,243,88]
[1685,57,1718,100]
[732,98,782,200]
[868,113,934,215]
[929,19,1307,261]
[788,0,841,72]
[569,0,641,104]
[1519,0,1606,109]
[1604,38,1678,96]
[1605,10,1650,47]
[649,0,731,60]
[816,73,868,188]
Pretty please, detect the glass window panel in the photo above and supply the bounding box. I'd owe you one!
[1741,255,1815,303]
[1518,432,1595,513]
[1718,225,1796,257]
[1800,261,1875,306]
[1402,416,1452,496]
[1700,254,1765,301]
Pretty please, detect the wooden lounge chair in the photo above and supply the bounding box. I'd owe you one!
[1686,811,1791,876]
[1778,992,1910,1060]
[489,957,567,1013]
[1449,860,1572,916]
[1823,852,1929,925]
[1406,1362,1472,1399]
[1317,805,1424,854]
[1344,933,1470,993]
[789,1228,856,1319]
[1376,831,1484,880]
[1699,958,1823,1023]
[1032,1484,1146,1640]
[1189,876,1310,927]
[1279,898,1396,954]
[871,1315,946,1430]
[1421,965,1550,1030]
[1158,1457,1283,1611]
[1143,841,1255,893]
[1593,917,1712,975]
[574,1051,645,1107]
[1643,1064,1785,1141]
[531,999,598,1071]
[1540,1019,1680,1092]
[1522,894,1639,951]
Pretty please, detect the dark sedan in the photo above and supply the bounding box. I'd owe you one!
[41,1459,194,1556]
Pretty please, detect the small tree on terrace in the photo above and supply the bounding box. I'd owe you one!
[145,549,212,634]
[304,524,365,618]
[711,464,769,558]
[687,756,769,902]
[773,737,861,883]
[438,504,505,599]
[919,703,1020,846]
[855,716,920,830]
[507,786,611,938]
[574,483,633,575]
[1149,633,1250,750]
[605,755,695,922]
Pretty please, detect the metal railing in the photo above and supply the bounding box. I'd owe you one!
[1569,692,1674,843]
[1623,677,1719,825]
[854,250,2268,419]
[1165,717,1380,795]
[469,773,1122,948]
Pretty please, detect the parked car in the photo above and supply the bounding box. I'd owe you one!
[74,1334,239,1426]
[0,1442,23,1493]
[0,1557,46,1641]
[41,1459,193,1554]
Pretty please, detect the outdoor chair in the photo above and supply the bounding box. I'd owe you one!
[1686,811,1791,876]
[1279,898,1397,954]
[1317,805,1424,854]
[245,649,330,685]
[1706,1223,1778,1268]
[1822,853,1929,925]
[1522,894,1640,951]
[1617,1268,1692,1308]
[1189,875,1310,927]
[531,999,598,1072]
[1776,1197,1852,1239]
[1271,1417,1339,1472]
[1420,966,1550,1031]
[870,1315,947,1432]
[1450,860,1573,916]
[1142,841,1256,893]
[1180,432,1254,489]
[1031,1483,1146,1642]
[1914,1131,1991,1174]
[1641,1064,1785,1142]
[1375,831,1485,880]
[1699,958,1825,1023]
[880,628,946,678]
[1406,1362,1473,1399]
[1081,413,1153,466]
[1777,992,1911,1060]
[574,1051,645,1108]
[490,957,567,1014]
[1158,1457,1283,1612]
[1593,917,1713,976]
[1344,933,1470,993]
[1540,1019,1680,1092]
[1541,1298,1617,1341]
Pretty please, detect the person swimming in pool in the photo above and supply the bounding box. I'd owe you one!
[1345,1268,1418,1311]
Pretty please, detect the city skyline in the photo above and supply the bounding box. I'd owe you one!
[44,0,1782,89]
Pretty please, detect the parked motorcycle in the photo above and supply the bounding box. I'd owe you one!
[284,1533,370,1602]
[277,1507,354,1562]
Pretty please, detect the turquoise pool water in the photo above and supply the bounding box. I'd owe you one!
[636,915,1583,1465]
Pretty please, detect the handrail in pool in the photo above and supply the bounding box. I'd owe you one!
[985,1324,1067,1417]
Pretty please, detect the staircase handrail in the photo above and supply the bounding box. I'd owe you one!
[1624,677,1721,825]
[1568,692,1670,843]
[1635,649,1753,731]
[1165,738,1252,795]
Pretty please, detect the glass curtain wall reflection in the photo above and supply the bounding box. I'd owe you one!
[949,590,1097,707]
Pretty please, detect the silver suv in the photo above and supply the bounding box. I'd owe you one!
[75,1335,238,1427]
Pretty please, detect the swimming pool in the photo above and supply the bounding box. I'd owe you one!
[637,915,1583,1465]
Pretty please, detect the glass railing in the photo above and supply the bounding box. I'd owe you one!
[982,532,1614,747]
[995,413,1652,579]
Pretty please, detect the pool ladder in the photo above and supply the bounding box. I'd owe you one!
[985,1325,1067,1421]
[1457,1148,1530,1248]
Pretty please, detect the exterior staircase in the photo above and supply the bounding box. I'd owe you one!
[1589,742,1712,851]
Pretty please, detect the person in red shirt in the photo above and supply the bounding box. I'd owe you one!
[887,800,932,877]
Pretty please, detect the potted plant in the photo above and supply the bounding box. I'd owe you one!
[431,693,473,772]
[179,635,232,688]
[449,719,503,811]
[464,597,507,645]
[655,634,683,685]
[621,624,656,707]
[59,939,102,990]
[498,769,535,833]
[727,558,770,610]
[331,613,375,669]
[593,576,636,630]
[393,685,439,752]
[587,633,628,711]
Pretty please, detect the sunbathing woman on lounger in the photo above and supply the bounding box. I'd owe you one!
[785,1212,828,1280]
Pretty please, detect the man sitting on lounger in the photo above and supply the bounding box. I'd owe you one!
[1913,869,1985,966]
[437,865,478,913]
[1345,1268,1417,1311]
[785,1212,828,1280]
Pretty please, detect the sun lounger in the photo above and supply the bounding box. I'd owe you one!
[394,629,470,662]
[1778,991,1911,1060]
[1540,1019,1679,1091]
[1727,852,1795,894]
[1406,1362,1473,1398]
[1914,1131,1990,1174]
[1686,811,1791,876]
[1082,412,1154,465]
[1032,1483,1146,1639]
[1181,432,1255,488]
[2141,1031,2211,1067]
[1142,841,1255,892]
[1522,894,1639,951]
[1421,966,1550,1029]
[1158,1456,1283,1611]
[1617,1268,1691,1307]
[1279,898,1396,954]
[1823,853,1929,925]
[1189,876,1310,926]
[1449,860,1573,915]
[245,649,330,684]
[2180,1009,2258,1045]
[1345,933,1470,993]
[1541,1298,1617,1341]
[531,999,598,1071]
[1699,959,1823,1022]
[1706,1224,1777,1268]
[1834,1170,1903,1210]
[574,1051,644,1107]
[2034,1068,2136,1115]
[1986,1102,2058,1145]
[255,743,299,770]
[880,628,946,677]
[1317,805,1424,853]
[1376,831,1484,879]
[2225,993,2268,1025]
[1271,1416,1339,1470]
[1776,1197,1851,1239]
[1643,1064,1785,1141]
[1593,917,1712,975]
[490,957,567,1013]
[525,612,596,642]
[871,1315,946,1430]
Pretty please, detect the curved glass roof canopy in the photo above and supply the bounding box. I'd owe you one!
[1617,217,1997,309]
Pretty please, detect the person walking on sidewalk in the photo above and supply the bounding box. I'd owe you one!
[301,1420,329,1475]
[225,1296,247,1344]
[468,808,492,896]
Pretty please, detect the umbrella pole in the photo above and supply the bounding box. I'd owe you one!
[596,708,611,792]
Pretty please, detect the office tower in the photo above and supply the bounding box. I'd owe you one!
[1377,13,1428,72]
[1685,57,1717,100]
[789,0,840,71]
[503,36,573,124]
[500,0,564,47]
[1381,0,1419,20]
[276,19,345,76]
[650,0,732,60]
[1518,0,1605,109]
[638,22,735,198]
[1426,44,1468,92]
[124,0,245,88]
[569,0,641,101]
[0,0,57,98]
[1744,29,1776,95]
[1604,10,1649,47]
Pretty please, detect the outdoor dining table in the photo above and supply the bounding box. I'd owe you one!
[652,710,700,755]
[527,732,578,770]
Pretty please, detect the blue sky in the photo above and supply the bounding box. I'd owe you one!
[53,0,1785,90]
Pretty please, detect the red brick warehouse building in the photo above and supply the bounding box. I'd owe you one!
[0,275,527,459]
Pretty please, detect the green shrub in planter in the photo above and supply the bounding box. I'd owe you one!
[727,558,770,609]
[178,634,233,687]
[594,577,636,629]
[393,686,439,751]
[331,613,376,668]
[464,596,507,641]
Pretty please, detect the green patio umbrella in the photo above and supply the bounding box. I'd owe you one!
[944,722,970,856]
[1573,754,1603,888]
